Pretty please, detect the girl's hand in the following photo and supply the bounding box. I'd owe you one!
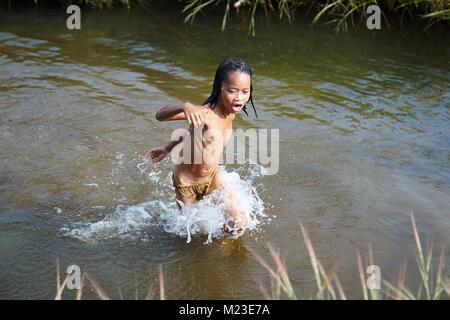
[147,146,169,163]
[183,102,205,128]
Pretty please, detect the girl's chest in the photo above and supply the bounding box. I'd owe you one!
[202,120,232,146]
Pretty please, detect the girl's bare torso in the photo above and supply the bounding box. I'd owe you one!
[173,105,234,186]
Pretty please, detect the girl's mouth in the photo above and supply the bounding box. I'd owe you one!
[231,104,243,112]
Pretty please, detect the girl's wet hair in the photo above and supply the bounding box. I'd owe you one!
[203,58,258,118]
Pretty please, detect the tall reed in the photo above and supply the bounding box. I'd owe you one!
[52,214,449,300]
[4,1,448,35]
[251,214,449,300]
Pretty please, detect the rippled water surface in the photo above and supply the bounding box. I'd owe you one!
[0,7,449,299]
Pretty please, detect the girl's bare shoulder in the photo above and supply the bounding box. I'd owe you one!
[200,103,212,117]
[201,103,212,111]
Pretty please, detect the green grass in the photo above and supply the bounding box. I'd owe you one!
[181,0,449,34]
[4,1,449,35]
[54,262,166,300]
[250,214,450,300]
[53,214,449,300]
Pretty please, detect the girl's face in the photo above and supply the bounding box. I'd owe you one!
[219,71,251,114]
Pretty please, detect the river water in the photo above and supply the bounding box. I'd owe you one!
[0,6,449,299]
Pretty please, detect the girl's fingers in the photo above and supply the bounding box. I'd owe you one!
[193,114,199,127]
[186,108,205,127]
[194,113,203,127]
[190,114,196,127]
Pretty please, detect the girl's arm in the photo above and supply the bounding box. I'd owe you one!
[156,102,206,128]
[155,104,186,121]
[147,136,183,163]
[164,135,184,153]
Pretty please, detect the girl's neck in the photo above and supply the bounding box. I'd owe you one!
[214,100,233,119]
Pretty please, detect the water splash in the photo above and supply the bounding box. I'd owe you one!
[62,159,268,244]
[62,202,156,242]
[159,169,266,244]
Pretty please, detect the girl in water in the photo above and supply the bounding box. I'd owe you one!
[147,58,257,234]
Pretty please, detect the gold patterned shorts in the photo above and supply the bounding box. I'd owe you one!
[172,166,219,201]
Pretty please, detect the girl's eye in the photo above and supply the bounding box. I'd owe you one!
[228,90,249,94]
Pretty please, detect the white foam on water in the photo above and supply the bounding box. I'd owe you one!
[83,183,99,187]
[62,160,268,244]
[63,201,157,242]
[159,169,266,244]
